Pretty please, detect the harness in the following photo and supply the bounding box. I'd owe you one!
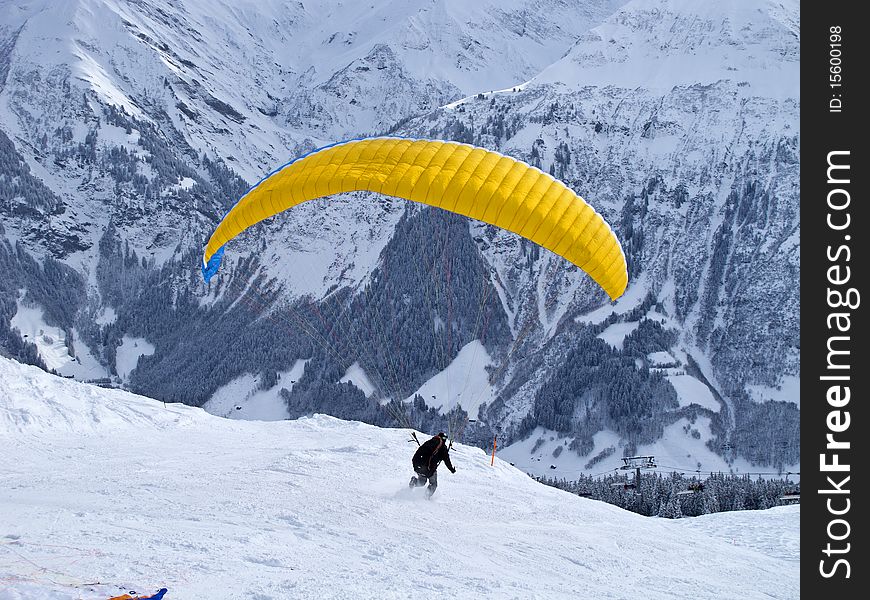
[427,437,444,471]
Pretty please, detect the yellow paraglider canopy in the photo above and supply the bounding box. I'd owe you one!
[202,137,627,300]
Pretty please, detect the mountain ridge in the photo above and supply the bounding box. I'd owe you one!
[0,0,799,477]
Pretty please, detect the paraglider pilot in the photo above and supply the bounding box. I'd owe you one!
[409,432,456,498]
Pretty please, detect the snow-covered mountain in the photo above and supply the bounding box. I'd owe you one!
[0,0,627,176]
[0,0,799,478]
[0,356,799,599]
[407,0,800,475]
[0,0,626,296]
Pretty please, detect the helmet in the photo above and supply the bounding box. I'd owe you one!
[437,432,448,440]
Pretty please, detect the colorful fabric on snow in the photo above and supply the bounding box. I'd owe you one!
[109,588,167,600]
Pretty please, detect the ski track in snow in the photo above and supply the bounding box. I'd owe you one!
[0,358,798,599]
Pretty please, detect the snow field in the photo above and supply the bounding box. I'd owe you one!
[203,359,309,421]
[403,340,495,419]
[0,358,798,599]
[115,336,156,383]
[9,298,107,380]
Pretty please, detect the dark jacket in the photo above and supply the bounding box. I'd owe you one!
[413,435,455,475]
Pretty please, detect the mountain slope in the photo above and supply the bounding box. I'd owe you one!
[0,356,799,599]
[405,0,800,471]
[0,0,627,176]
[0,0,799,475]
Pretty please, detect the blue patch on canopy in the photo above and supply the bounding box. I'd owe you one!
[201,245,225,283]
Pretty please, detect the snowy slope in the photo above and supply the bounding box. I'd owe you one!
[404,340,495,420]
[0,0,800,476]
[0,357,798,599]
[202,359,308,421]
[533,0,799,96]
[8,296,107,380]
[0,0,627,178]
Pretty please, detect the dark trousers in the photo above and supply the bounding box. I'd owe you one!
[410,466,438,496]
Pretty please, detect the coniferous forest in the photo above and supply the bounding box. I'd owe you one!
[535,471,799,518]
